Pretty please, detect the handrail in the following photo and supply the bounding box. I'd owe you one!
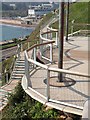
[47,26,58,32]
[48,67,90,78]
[27,41,55,52]
[23,17,90,114]
[40,33,52,42]
[28,58,48,70]
[25,45,90,78]
[73,23,90,26]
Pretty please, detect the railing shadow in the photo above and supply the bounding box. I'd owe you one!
[64,39,84,70]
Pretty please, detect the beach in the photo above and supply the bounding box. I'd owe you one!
[0,19,39,27]
[0,18,40,44]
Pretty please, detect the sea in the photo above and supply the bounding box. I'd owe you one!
[0,24,34,41]
[0,10,50,42]
[0,3,59,42]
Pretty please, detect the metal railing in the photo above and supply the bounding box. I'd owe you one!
[22,20,90,114]
[22,35,90,112]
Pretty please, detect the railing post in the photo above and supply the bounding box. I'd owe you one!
[17,44,20,60]
[50,31,52,40]
[28,42,29,49]
[34,48,36,61]
[55,31,58,47]
[71,20,75,36]
[21,43,23,52]
[34,47,36,68]
[50,43,53,62]
[40,30,43,56]
[47,69,50,102]
[25,53,29,89]
[82,100,90,119]
[46,28,48,39]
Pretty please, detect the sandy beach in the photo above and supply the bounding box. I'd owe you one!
[0,18,40,45]
[0,19,39,27]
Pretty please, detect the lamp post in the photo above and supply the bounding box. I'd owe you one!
[58,1,65,82]
[66,0,69,41]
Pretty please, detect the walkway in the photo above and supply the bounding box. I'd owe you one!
[22,36,89,115]
[0,51,25,111]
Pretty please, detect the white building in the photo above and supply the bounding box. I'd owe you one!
[28,9,36,18]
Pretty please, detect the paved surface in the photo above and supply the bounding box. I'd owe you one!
[0,51,24,111]
[28,36,90,115]
[1,46,17,61]
[0,36,89,115]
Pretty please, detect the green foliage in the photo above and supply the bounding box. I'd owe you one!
[2,83,60,119]
[27,12,54,46]
[12,38,18,43]
[69,2,88,23]
[8,82,26,106]
[1,56,16,86]
[2,56,15,73]
[51,2,89,33]
[1,42,17,50]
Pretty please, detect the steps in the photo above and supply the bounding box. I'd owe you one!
[11,59,25,81]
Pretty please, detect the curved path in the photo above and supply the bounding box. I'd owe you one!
[22,35,89,116]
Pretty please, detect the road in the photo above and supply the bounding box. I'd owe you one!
[1,46,18,61]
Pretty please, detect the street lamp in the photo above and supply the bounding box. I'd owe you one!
[66,0,69,41]
[58,1,65,82]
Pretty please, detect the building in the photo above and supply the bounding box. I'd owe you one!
[28,9,36,18]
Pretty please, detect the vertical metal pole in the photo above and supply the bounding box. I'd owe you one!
[50,30,52,40]
[66,1,69,41]
[50,43,53,62]
[71,20,74,36]
[58,1,65,82]
[17,44,20,60]
[34,48,36,67]
[25,53,29,89]
[47,69,50,102]
[34,48,36,61]
[21,43,23,52]
[40,30,43,56]
[55,31,58,46]
[46,28,48,39]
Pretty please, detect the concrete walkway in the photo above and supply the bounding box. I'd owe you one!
[0,51,25,111]
[28,36,89,115]
[0,36,89,115]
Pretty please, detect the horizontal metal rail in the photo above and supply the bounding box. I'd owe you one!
[23,20,90,114]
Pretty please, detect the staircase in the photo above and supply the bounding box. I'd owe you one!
[0,52,26,111]
[11,59,25,81]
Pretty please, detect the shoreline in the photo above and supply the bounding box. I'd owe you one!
[0,19,40,45]
[0,19,39,28]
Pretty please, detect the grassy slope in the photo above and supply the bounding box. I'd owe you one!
[51,2,89,32]
[69,2,88,23]
[27,12,54,46]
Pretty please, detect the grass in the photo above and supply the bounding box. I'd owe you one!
[51,2,89,33]
[0,3,88,120]
[1,55,16,86]
[1,12,55,86]
[1,83,81,120]
[22,12,55,49]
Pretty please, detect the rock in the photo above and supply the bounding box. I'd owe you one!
[45,106,53,111]
[66,116,73,120]
[59,115,66,120]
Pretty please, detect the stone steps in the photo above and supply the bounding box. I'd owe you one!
[11,58,25,81]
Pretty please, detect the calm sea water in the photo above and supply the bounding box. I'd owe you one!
[0,4,59,42]
[0,24,34,41]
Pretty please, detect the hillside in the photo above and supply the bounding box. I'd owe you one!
[1,2,89,120]
[51,2,89,32]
